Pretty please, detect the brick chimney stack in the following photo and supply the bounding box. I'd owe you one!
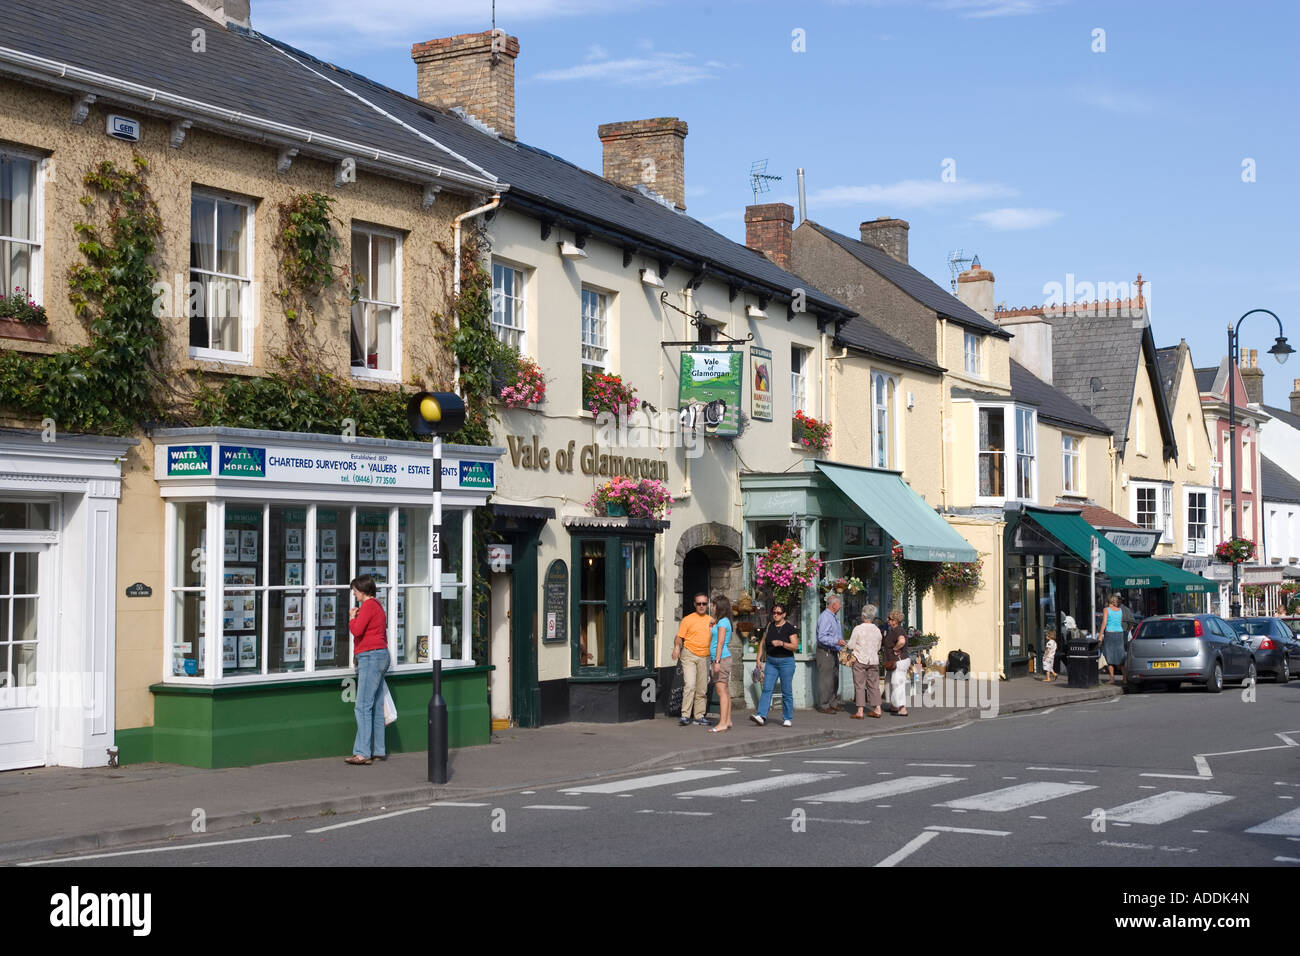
[1290,378,1300,416]
[1241,347,1264,405]
[859,217,909,264]
[598,118,688,210]
[744,204,794,271]
[184,0,250,28]
[411,30,520,141]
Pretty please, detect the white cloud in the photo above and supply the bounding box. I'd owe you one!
[534,51,725,86]
[808,179,1015,209]
[933,0,1066,17]
[1074,85,1157,114]
[972,207,1063,230]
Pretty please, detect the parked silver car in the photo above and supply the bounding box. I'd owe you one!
[1226,618,1299,683]
[1125,614,1256,693]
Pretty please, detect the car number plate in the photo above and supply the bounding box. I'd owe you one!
[1151,661,1179,669]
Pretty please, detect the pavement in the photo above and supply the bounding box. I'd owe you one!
[0,676,1120,863]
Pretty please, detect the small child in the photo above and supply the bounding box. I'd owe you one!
[1041,628,1058,682]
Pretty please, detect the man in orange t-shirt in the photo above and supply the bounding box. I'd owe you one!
[673,593,714,725]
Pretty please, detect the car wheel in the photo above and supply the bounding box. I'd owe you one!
[1206,660,1223,694]
[1239,660,1257,687]
[1279,658,1291,684]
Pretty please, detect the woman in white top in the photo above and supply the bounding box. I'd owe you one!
[847,604,884,719]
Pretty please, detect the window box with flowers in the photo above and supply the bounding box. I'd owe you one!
[582,369,638,418]
[0,288,50,342]
[792,410,831,452]
[494,352,547,409]
[587,477,673,519]
[1215,537,1256,564]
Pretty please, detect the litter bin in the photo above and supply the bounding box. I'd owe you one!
[1067,635,1100,688]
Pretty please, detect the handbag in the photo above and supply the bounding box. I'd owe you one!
[839,648,857,666]
[884,660,897,672]
[381,681,398,725]
[752,661,765,685]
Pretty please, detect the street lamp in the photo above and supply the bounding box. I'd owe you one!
[1226,311,1291,618]
[407,391,466,784]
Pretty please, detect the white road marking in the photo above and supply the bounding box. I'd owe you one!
[876,830,940,867]
[1246,807,1300,836]
[1144,731,1300,781]
[565,769,737,794]
[994,707,1056,720]
[678,772,837,798]
[805,759,868,765]
[1100,840,1154,850]
[18,833,292,865]
[773,721,973,755]
[799,817,874,825]
[307,806,432,832]
[1030,815,1048,820]
[908,762,975,768]
[722,757,770,763]
[523,804,589,811]
[1193,829,1209,834]
[1275,856,1300,863]
[1281,796,1295,801]
[1099,791,1234,825]
[939,782,1096,813]
[431,802,492,807]
[799,776,964,804]
[1002,776,1018,780]
[925,825,1011,837]
[635,809,713,817]
[519,790,536,795]
[1027,766,1098,773]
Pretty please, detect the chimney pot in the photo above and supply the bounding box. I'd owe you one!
[412,30,520,141]
[598,118,688,210]
[858,218,909,264]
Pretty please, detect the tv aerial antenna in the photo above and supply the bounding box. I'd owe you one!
[750,160,782,204]
[947,249,979,293]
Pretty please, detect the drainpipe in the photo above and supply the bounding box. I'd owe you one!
[995,519,1005,679]
[939,318,949,508]
[452,193,503,392]
[826,345,850,460]
[820,332,829,429]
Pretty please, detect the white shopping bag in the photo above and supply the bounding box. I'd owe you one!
[381,681,398,725]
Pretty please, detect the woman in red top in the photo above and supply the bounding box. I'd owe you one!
[346,575,390,765]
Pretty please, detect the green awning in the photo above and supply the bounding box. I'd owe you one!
[815,463,977,563]
[1023,508,1162,589]
[1138,558,1215,594]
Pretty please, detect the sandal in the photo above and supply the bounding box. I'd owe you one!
[708,726,729,734]
[867,709,882,718]
[895,708,908,717]
[344,755,372,765]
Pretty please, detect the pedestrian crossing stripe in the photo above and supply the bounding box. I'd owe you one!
[677,772,838,798]
[1246,807,1300,836]
[564,768,736,794]
[1099,791,1233,825]
[937,782,1097,812]
[797,776,964,804]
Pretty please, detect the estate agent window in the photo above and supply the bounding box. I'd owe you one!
[572,533,655,677]
[491,261,528,353]
[166,501,468,682]
[350,226,402,379]
[0,147,43,306]
[581,287,609,374]
[189,190,253,362]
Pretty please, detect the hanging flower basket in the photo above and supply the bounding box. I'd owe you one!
[936,558,983,593]
[792,410,831,452]
[1215,537,1256,564]
[587,476,673,519]
[756,538,823,609]
[499,355,547,408]
[583,369,638,418]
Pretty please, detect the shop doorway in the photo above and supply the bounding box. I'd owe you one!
[0,543,50,770]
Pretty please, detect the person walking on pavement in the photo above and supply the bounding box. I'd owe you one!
[750,602,799,727]
[708,594,734,733]
[346,575,389,765]
[881,608,910,717]
[848,604,883,718]
[1101,594,1127,685]
[673,592,715,726]
[1040,627,1058,682]
[815,594,845,714]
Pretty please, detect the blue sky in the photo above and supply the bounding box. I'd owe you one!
[254,0,1300,405]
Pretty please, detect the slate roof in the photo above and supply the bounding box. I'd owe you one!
[1262,455,1300,505]
[1009,360,1111,435]
[1194,366,1219,395]
[1263,404,1300,431]
[1155,344,1182,406]
[0,0,497,189]
[802,222,1010,338]
[835,317,943,374]
[260,37,855,320]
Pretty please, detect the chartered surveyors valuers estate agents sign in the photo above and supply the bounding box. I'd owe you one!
[156,443,495,492]
[678,349,743,436]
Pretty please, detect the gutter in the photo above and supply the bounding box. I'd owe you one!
[0,46,501,193]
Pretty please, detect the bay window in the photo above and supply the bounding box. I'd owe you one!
[978,405,1036,502]
[978,407,1006,499]
[1016,407,1036,500]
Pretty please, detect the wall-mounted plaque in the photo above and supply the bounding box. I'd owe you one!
[543,559,568,645]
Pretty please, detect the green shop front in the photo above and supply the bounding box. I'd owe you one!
[1003,505,1214,675]
[740,461,977,710]
[120,427,502,768]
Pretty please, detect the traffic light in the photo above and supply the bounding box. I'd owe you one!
[407,391,466,437]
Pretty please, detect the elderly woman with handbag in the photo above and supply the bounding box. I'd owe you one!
[881,608,910,717]
[846,604,883,718]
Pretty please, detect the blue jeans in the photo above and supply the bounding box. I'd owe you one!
[757,657,796,722]
[353,649,390,758]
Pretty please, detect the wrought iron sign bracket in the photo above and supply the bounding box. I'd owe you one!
[658,290,754,347]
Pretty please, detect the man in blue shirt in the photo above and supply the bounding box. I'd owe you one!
[815,595,845,714]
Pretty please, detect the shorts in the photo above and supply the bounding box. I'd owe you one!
[710,658,730,682]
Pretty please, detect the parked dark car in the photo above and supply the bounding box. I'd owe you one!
[1226,618,1300,683]
[1125,614,1256,693]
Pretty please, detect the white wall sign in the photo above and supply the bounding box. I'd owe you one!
[107,114,141,141]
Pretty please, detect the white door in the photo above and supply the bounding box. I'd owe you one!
[0,544,50,770]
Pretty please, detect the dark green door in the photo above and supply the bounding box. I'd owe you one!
[510,529,541,728]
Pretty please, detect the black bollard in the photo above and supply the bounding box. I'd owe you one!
[428,659,448,784]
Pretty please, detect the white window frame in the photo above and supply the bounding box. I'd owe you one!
[1061,434,1082,495]
[870,371,900,469]
[581,287,610,374]
[975,405,1035,504]
[1161,484,1174,544]
[963,332,981,376]
[1185,487,1210,556]
[491,259,528,354]
[1241,433,1253,492]
[188,188,255,365]
[1015,407,1037,501]
[1130,481,1172,538]
[792,345,813,417]
[0,145,46,307]
[350,224,403,382]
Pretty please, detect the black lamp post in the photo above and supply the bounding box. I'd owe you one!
[1226,311,1292,618]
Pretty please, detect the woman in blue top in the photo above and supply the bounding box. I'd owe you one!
[708,594,733,733]
[1102,594,1126,684]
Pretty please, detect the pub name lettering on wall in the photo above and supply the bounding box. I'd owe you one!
[506,435,668,480]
